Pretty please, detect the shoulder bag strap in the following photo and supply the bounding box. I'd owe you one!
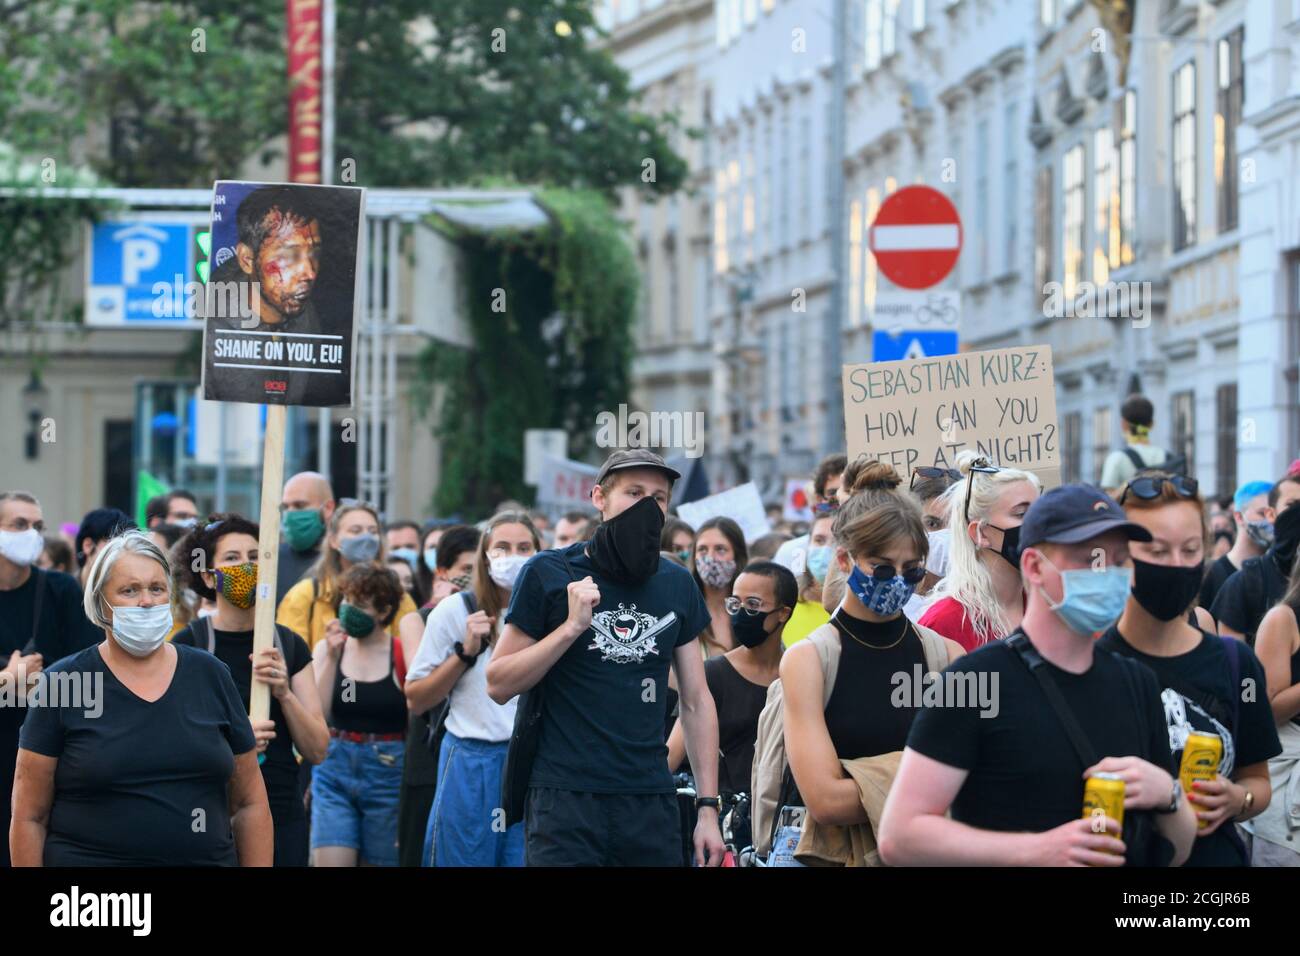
[24,568,46,654]
[1122,447,1146,471]
[1004,632,1098,768]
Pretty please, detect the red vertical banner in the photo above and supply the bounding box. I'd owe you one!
[287,0,323,183]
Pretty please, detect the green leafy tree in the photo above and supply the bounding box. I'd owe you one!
[336,0,688,197]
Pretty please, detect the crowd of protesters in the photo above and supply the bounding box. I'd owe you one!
[5,392,1300,868]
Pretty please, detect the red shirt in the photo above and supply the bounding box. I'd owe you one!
[918,596,989,653]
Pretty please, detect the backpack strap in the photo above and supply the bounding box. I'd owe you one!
[392,630,406,689]
[1220,635,1242,732]
[24,568,46,654]
[1004,631,1098,768]
[914,621,951,674]
[1121,447,1146,471]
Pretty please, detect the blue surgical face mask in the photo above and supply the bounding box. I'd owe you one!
[1036,554,1132,637]
[339,533,380,564]
[806,546,833,584]
[109,602,173,657]
[846,564,917,616]
[423,547,438,572]
[390,547,419,570]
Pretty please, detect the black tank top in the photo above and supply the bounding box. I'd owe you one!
[821,610,926,760]
[330,637,408,734]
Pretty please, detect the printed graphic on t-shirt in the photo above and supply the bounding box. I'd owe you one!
[1161,688,1234,778]
[588,604,677,663]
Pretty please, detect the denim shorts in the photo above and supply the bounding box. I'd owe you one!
[767,824,808,867]
[423,730,524,867]
[310,737,404,866]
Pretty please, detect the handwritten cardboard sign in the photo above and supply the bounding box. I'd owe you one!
[842,345,1061,489]
[677,482,772,543]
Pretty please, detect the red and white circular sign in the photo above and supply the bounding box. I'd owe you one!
[868,185,963,290]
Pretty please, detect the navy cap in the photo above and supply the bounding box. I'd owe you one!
[1019,483,1153,549]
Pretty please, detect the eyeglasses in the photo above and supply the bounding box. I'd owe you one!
[963,464,1003,524]
[858,562,928,585]
[812,500,839,516]
[724,596,779,616]
[909,467,961,493]
[1119,474,1199,506]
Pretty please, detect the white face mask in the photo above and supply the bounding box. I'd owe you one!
[0,528,45,567]
[925,528,952,578]
[488,554,529,590]
[109,603,173,657]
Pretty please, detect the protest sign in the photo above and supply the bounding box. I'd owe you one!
[200,180,365,407]
[842,345,1061,489]
[782,478,813,523]
[535,455,600,511]
[677,482,772,543]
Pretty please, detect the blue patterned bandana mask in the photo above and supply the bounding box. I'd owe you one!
[846,564,917,616]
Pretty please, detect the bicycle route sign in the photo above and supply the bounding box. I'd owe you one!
[871,291,960,361]
[868,185,962,290]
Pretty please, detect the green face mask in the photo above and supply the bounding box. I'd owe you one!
[283,508,325,552]
[337,601,376,638]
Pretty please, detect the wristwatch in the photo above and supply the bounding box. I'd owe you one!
[1156,778,1182,814]
[694,796,720,812]
[453,641,478,665]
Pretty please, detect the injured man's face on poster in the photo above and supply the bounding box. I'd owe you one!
[236,207,322,325]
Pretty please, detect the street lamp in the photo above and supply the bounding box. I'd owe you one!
[22,370,47,461]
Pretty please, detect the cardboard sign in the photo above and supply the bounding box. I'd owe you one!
[677,482,772,543]
[535,455,600,511]
[842,345,1061,489]
[201,180,365,407]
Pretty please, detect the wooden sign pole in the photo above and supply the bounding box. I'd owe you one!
[250,403,287,722]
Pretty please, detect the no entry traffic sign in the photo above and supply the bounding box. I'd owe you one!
[868,185,962,290]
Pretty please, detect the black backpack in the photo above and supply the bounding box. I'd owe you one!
[422,590,478,760]
[1122,446,1188,477]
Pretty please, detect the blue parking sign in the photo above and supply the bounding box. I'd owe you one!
[86,220,196,325]
[872,329,959,362]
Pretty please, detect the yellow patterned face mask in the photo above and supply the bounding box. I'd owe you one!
[215,562,258,609]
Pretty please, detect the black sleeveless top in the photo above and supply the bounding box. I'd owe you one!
[330,637,408,734]
[822,610,926,760]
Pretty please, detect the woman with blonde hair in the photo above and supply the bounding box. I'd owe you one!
[918,452,1041,651]
[277,501,419,650]
[405,510,540,867]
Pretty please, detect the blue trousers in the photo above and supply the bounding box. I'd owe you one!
[423,730,524,867]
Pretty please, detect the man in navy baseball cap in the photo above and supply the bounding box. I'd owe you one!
[880,483,1196,868]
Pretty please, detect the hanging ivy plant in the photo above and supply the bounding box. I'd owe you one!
[412,187,638,520]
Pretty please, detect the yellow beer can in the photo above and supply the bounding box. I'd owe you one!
[1082,772,1125,853]
[1180,731,1223,829]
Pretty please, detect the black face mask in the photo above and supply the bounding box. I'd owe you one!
[730,608,780,648]
[587,496,664,585]
[1272,502,1300,570]
[985,523,1021,570]
[1131,558,1204,622]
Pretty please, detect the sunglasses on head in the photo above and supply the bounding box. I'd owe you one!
[962,463,1003,524]
[859,561,928,585]
[910,467,961,489]
[1119,473,1198,506]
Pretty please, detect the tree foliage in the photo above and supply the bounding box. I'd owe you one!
[413,188,638,519]
[336,0,688,197]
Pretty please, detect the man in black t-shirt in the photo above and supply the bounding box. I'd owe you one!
[488,450,724,867]
[1199,480,1274,612]
[878,484,1198,867]
[1211,474,1300,643]
[0,491,101,867]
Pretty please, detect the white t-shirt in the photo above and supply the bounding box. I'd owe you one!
[407,592,517,743]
